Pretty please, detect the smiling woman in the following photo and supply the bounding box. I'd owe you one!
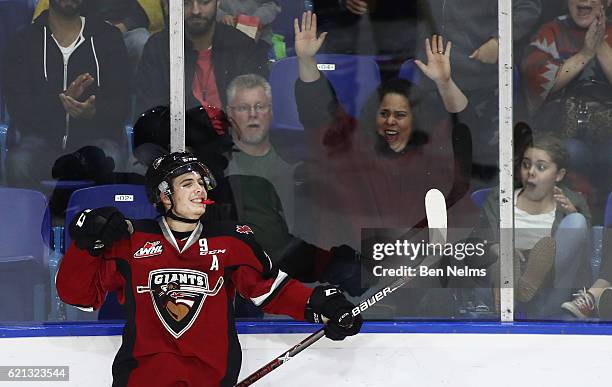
[292,12,479,250]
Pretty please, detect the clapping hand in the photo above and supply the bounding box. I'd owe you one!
[63,73,94,100]
[59,94,96,120]
[583,6,606,59]
[60,72,96,119]
[415,35,453,86]
[294,11,327,59]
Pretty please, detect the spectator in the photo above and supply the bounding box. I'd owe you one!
[522,0,611,222]
[417,0,542,183]
[225,74,296,230]
[33,0,163,73]
[294,12,478,250]
[3,0,131,188]
[134,0,269,116]
[313,0,419,79]
[475,134,591,318]
[217,0,281,45]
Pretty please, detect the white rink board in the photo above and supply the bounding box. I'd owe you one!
[0,333,611,386]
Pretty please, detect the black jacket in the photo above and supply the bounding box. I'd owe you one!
[134,22,269,116]
[3,11,130,149]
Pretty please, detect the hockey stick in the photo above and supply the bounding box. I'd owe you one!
[235,121,472,387]
[235,190,448,387]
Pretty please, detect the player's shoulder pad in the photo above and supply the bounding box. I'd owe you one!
[202,221,258,241]
[202,221,275,275]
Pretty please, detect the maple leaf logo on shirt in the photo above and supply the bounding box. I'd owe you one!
[236,225,253,234]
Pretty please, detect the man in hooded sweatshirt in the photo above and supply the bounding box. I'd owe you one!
[3,0,130,188]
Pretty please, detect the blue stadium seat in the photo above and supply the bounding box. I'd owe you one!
[0,124,7,184]
[269,54,381,130]
[605,192,612,227]
[398,59,421,84]
[470,187,493,209]
[0,187,51,321]
[64,184,158,252]
[589,192,612,279]
[61,184,158,320]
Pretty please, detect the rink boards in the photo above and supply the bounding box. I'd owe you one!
[1,322,612,386]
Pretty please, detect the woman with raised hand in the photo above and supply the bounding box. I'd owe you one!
[292,11,478,280]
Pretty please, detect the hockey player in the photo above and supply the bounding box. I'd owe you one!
[56,152,362,386]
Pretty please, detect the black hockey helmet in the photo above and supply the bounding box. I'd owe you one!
[145,152,217,212]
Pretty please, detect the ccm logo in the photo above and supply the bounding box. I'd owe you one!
[115,194,134,202]
[317,63,335,71]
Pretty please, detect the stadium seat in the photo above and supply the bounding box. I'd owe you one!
[470,187,493,209]
[61,184,158,320]
[0,187,51,321]
[605,192,612,227]
[64,184,158,252]
[269,54,381,130]
[590,192,612,279]
[398,59,421,84]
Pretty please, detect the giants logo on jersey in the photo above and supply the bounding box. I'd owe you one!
[134,241,163,258]
[136,269,224,338]
[236,225,253,234]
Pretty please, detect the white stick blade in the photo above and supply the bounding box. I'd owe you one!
[425,188,448,244]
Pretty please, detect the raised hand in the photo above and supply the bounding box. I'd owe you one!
[415,35,452,85]
[294,11,327,59]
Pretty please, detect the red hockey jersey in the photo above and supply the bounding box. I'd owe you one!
[57,218,313,387]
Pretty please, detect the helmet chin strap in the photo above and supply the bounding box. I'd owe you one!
[164,196,200,224]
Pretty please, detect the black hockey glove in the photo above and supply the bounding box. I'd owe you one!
[305,285,363,341]
[69,207,130,257]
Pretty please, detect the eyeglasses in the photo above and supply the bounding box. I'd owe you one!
[228,103,272,114]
